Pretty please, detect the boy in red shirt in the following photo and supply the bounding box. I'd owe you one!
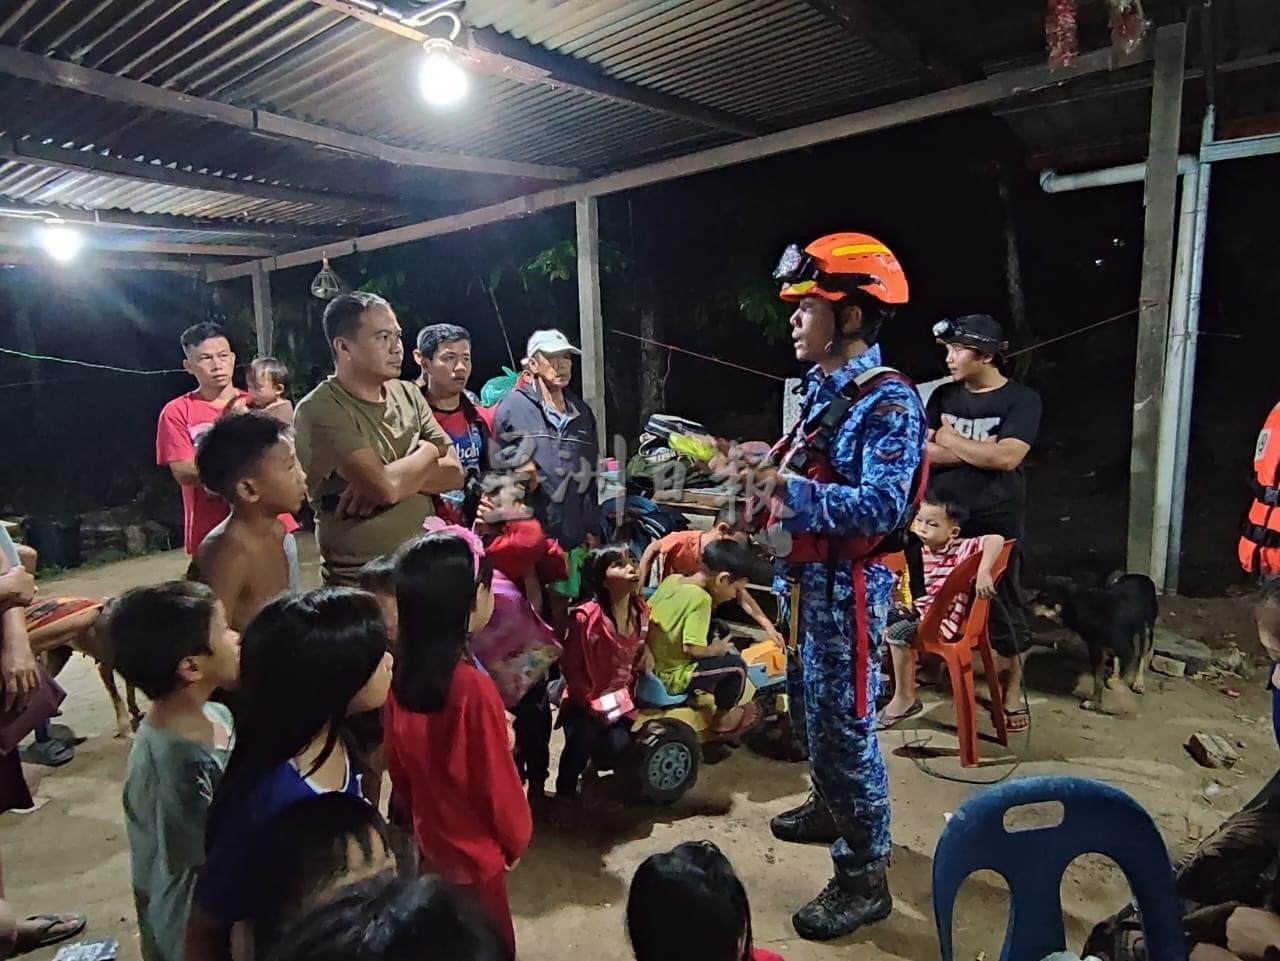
[156,323,298,554]
[878,490,1005,729]
[638,506,782,647]
[557,546,654,798]
[383,531,530,957]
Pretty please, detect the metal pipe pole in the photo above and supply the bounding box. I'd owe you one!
[1150,165,1198,589]
[1166,105,1216,592]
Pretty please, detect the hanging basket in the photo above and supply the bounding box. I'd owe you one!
[310,254,345,300]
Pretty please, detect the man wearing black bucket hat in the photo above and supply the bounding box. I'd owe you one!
[927,314,1040,730]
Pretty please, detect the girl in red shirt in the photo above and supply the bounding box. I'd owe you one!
[555,546,653,798]
[627,841,784,961]
[383,531,531,958]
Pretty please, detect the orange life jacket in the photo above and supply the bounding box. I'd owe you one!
[1240,401,1280,578]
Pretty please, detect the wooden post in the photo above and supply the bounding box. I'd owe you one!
[251,261,274,356]
[996,164,1032,380]
[1129,23,1187,578]
[576,197,607,451]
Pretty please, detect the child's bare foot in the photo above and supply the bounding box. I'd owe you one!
[711,703,762,741]
[712,706,745,734]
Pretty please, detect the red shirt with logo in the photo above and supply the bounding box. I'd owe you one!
[156,389,298,554]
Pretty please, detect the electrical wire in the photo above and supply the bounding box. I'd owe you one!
[0,345,183,375]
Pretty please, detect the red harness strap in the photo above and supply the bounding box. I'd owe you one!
[852,562,870,718]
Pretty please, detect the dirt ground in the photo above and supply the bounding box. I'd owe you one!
[3,544,1274,961]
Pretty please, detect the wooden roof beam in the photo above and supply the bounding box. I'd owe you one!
[801,0,967,87]
[0,44,577,182]
[308,0,768,138]
[0,230,271,257]
[0,137,403,214]
[0,199,345,239]
[0,249,204,273]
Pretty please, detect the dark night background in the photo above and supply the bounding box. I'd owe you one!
[0,109,1274,594]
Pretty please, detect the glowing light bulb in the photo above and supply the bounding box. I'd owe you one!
[38,224,84,263]
[419,39,468,108]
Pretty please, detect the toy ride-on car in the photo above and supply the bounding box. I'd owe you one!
[625,635,789,804]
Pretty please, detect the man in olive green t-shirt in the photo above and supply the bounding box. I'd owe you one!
[295,292,464,586]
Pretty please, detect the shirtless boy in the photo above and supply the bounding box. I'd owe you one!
[188,411,307,631]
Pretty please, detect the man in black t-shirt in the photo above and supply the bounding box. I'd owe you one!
[926,315,1041,727]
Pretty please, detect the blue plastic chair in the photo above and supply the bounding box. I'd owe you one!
[634,672,688,708]
[932,775,1186,961]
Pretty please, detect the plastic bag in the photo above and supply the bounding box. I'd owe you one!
[1108,0,1151,57]
[480,367,519,407]
[1046,0,1079,68]
[468,571,561,707]
[551,544,589,599]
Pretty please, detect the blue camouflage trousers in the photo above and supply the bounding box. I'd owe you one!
[783,561,891,882]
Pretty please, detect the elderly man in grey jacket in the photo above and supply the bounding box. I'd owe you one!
[493,329,602,551]
[492,328,601,804]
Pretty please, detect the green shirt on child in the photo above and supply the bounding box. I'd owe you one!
[123,702,234,961]
[646,575,712,694]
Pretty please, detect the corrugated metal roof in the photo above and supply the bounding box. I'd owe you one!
[0,1,915,181]
[0,0,1275,254]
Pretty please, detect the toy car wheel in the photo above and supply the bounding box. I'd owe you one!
[631,718,700,804]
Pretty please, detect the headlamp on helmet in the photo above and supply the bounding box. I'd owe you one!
[774,242,877,299]
[773,244,817,285]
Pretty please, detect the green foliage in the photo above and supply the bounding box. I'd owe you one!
[520,240,629,285]
[522,240,575,284]
[738,277,791,343]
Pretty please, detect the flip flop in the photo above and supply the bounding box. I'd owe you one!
[1005,708,1030,732]
[13,914,87,955]
[714,702,763,743]
[875,700,922,730]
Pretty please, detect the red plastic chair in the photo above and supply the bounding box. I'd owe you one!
[911,539,1015,767]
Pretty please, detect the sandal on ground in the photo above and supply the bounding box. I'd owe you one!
[1005,708,1030,732]
[714,703,763,743]
[875,699,923,730]
[13,914,86,955]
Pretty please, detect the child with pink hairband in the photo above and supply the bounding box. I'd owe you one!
[384,526,530,956]
[423,518,563,802]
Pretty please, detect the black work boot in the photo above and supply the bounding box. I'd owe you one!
[792,870,893,941]
[770,792,840,845]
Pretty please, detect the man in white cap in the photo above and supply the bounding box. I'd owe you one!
[492,328,601,804]
[493,329,601,551]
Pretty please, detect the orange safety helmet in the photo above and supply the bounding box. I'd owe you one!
[775,232,909,306]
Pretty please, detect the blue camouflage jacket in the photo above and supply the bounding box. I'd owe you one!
[773,345,927,594]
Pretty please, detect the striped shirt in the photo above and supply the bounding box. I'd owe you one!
[915,536,984,640]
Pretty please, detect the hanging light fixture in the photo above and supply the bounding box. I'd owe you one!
[311,252,345,300]
[415,5,468,108]
[37,221,84,263]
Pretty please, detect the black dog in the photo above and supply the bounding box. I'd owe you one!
[1031,574,1159,710]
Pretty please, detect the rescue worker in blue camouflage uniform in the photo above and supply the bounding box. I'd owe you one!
[739,233,927,940]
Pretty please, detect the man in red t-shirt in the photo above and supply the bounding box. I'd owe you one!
[413,324,494,522]
[156,322,298,554]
